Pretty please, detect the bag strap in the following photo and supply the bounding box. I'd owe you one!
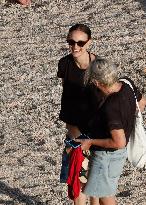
[119,79,140,112]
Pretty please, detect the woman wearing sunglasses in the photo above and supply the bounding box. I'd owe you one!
[57,24,103,204]
[57,23,96,136]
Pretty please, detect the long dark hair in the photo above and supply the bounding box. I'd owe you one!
[67,23,91,40]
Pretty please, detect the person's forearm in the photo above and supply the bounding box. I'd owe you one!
[77,129,126,150]
[91,138,125,149]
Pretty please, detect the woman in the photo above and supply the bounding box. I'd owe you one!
[57,24,103,204]
[76,58,146,205]
[57,23,97,137]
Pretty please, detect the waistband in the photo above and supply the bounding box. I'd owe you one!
[90,146,117,152]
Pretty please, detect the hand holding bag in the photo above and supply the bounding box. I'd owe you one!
[120,79,146,168]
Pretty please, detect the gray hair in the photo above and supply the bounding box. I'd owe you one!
[88,58,119,86]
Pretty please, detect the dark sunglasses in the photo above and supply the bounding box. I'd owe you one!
[67,39,89,47]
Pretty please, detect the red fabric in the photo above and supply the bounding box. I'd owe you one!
[67,147,84,200]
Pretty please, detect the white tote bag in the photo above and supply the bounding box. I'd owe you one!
[120,79,146,168]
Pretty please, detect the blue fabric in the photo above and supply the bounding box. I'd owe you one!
[83,148,127,197]
[60,134,91,183]
[60,148,70,183]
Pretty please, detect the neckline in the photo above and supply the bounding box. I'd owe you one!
[111,82,124,96]
[72,52,91,70]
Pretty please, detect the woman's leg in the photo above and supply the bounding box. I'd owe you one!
[99,196,117,205]
[74,191,86,205]
[90,196,100,205]
[73,183,87,205]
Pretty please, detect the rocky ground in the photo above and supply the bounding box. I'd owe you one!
[0,0,146,204]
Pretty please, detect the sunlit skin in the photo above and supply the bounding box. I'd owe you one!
[65,30,93,139]
[75,81,146,150]
[74,81,125,205]
[65,30,93,205]
[74,80,146,205]
[75,80,126,151]
[94,81,123,96]
[17,0,31,6]
[138,96,146,112]
[68,64,145,204]
[63,29,99,205]
[67,31,146,205]
[68,30,92,67]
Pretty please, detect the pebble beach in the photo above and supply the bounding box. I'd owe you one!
[0,0,146,204]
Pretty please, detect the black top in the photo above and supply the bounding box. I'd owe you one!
[57,55,142,151]
[57,54,104,131]
[89,77,142,151]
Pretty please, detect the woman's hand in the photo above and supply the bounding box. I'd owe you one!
[75,139,92,151]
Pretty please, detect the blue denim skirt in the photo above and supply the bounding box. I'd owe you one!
[83,148,127,197]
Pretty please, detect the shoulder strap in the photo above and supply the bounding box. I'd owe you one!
[119,79,140,112]
[88,52,91,62]
[119,79,134,90]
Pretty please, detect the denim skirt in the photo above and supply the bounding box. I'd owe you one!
[83,148,127,198]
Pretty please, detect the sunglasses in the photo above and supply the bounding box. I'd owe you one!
[67,39,89,47]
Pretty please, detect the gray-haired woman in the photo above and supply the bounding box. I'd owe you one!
[76,58,146,205]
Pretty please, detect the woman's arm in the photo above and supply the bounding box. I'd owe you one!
[138,96,146,112]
